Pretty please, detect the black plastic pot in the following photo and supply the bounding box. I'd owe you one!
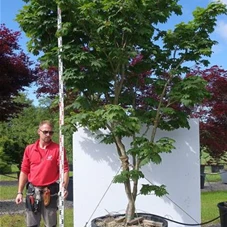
[91,213,168,227]
[200,173,206,189]
[217,202,227,227]
[200,165,205,174]
[211,165,224,173]
[200,165,206,189]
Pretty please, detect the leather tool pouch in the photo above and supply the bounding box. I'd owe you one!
[43,187,51,207]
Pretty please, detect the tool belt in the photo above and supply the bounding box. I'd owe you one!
[26,182,59,213]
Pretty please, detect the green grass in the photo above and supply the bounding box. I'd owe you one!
[205,173,222,182]
[0,214,26,227]
[201,191,226,224]
[0,172,18,181]
[0,209,74,227]
[0,185,18,200]
[0,171,19,200]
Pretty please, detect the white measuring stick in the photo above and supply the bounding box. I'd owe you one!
[57,6,65,227]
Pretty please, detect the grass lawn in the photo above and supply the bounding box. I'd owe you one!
[0,185,18,200]
[0,209,74,227]
[0,172,18,181]
[206,173,222,182]
[201,191,226,225]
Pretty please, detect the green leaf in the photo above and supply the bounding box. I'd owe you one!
[113,170,144,183]
[140,184,168,196]
[113,171,129,183]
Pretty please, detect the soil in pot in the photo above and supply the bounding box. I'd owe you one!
[91,213,168,227]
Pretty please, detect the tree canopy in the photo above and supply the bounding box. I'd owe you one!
[0,24,36,121]
[16,0,227,223]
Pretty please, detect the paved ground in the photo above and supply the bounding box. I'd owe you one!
[202,181,227,192]
[0,180,18,186]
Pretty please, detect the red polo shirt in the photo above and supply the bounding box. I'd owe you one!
[21,140,69,186]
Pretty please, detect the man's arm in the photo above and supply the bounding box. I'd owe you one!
[63,171,69,199]
[63,171,69,189]
[15,171,28,204]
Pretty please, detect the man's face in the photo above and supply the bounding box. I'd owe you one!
[38,123,54,143]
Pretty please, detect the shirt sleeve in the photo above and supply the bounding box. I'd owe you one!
[20,146,30,175]
[63,148,69,173]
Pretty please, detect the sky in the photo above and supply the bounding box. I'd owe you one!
[1,0,227,105]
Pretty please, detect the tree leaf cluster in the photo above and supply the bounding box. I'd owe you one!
[192,66,227,162]
[0,24,36,121]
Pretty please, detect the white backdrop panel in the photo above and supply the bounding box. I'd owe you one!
[72,119,200,227]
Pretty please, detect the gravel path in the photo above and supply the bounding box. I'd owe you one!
[0,180,18,186]
[0,200,25,216]
[201,181,227,192]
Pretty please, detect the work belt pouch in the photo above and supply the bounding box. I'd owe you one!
[26,183,41,213]
[43,187,51,207]
[46,182,59,208]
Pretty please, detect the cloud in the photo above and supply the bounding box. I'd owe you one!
[215,20,227,42]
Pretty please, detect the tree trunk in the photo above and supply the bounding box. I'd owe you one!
[125,199,136,223]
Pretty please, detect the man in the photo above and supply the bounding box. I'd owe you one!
[15,120,69,227]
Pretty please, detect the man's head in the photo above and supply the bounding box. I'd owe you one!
[38,120,54,144]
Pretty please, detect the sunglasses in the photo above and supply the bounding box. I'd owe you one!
[40,130,54,135]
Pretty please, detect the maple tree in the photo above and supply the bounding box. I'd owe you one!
[16,0,227,223]
[0,24,35,121]
[192,65,227,163]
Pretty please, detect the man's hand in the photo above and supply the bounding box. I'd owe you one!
[64,188,68,199]
[15,193,23,204]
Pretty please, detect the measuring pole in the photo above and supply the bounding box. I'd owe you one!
[57,6,65,227]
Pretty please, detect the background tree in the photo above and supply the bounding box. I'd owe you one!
[16,0,227,223]
[0,94,58,172]
[192,65,227,163]
[0,136,12,173]
[0,24,36,121]
[0,93,73,173]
